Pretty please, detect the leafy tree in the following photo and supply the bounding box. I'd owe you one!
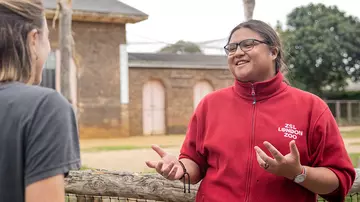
[158,40,203,54]
[279,3,360,96]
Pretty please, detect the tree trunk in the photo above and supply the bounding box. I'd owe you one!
[65,170,199,202]
[242,0,255,21]
[65,169,360,201]
[58,0,72,99]
[350,168,360,193]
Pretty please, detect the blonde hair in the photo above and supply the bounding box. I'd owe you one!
[0,0,44,84]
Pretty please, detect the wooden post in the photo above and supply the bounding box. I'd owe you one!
[347,101,352,124]
[358,101,360,123]
[120,44,130,136]
[336,101,341,123]
[58,0,72,99]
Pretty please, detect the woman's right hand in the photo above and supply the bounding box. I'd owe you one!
[145,145,184,180]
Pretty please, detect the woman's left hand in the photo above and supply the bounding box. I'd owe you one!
[254,140,303,180]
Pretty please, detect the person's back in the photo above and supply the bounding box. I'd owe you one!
[0,0,81,201]
[0,82,81,201]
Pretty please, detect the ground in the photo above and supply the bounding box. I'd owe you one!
[80,135,184,173]
[79,126,360,173]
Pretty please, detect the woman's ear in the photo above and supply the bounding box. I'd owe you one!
[27,29,39,60]
[269,47,279,60]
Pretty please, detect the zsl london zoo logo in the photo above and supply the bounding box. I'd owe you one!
[278,123,303,140]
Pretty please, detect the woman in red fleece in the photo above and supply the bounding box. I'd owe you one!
[145,19,355,202]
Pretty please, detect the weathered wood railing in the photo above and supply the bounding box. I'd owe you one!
[65,169,360,202]
[65,169,199,202]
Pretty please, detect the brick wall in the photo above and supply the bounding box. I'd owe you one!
[48,20,235,138]
[128,68,234,136]
[49,20,127,138]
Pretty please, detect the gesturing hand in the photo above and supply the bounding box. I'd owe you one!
[145,145,184,180]
[254,140,302,180]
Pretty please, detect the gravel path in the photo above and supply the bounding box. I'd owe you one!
[81,147,181,172]
[80,126,360,172]
[81,141,360,172]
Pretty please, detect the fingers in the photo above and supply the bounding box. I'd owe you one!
[151,144,167,158]
[167,166,179,180]
[145,160,164,175]
[147,160,177,179]
[255,150,269,169]
[155,161,163,174]
[254,146,276,165]
[145,161,157,168]
[162,162,175,176]
[263,141,284,162]
[159,162,181,180]
[289,140,300,157]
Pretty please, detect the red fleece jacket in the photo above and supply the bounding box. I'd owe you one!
[179,72,355,202]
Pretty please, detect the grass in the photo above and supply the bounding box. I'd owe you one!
[80,134,184,150]
[342,128,360,167]
[81,144,178,152]
[80,164,157,174]
[318,194,360,202]
[349,152,360,167]
[141,168,158,174]
[342,130,360,138]
[80,165,93,170]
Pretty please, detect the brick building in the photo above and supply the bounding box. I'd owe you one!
[42,0,235,138]
[43,0,148,138]
[128,53,234,136]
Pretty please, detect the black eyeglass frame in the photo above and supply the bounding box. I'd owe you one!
[224,39,269,55]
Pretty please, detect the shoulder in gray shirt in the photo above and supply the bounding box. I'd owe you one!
[0,82,81,202]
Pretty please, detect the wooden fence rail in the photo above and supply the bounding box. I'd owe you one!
[325,100,360,125]
[65,169,360,202]
[65,169,199,202]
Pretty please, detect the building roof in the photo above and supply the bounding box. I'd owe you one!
[43,0,147,16]
[128,52,228,69]
[44,0,148,24]
[196,38,228,45]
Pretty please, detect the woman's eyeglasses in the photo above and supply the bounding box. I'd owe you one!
[224,39,268,55]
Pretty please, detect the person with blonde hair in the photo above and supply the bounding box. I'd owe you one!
[0,0,81,201]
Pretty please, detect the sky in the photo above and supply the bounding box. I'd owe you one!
[119,0,360,53]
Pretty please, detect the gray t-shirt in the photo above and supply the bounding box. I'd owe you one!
[0,82,81,201]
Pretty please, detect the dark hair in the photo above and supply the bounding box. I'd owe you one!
[0,0,44,84]
[227,20,289,84]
